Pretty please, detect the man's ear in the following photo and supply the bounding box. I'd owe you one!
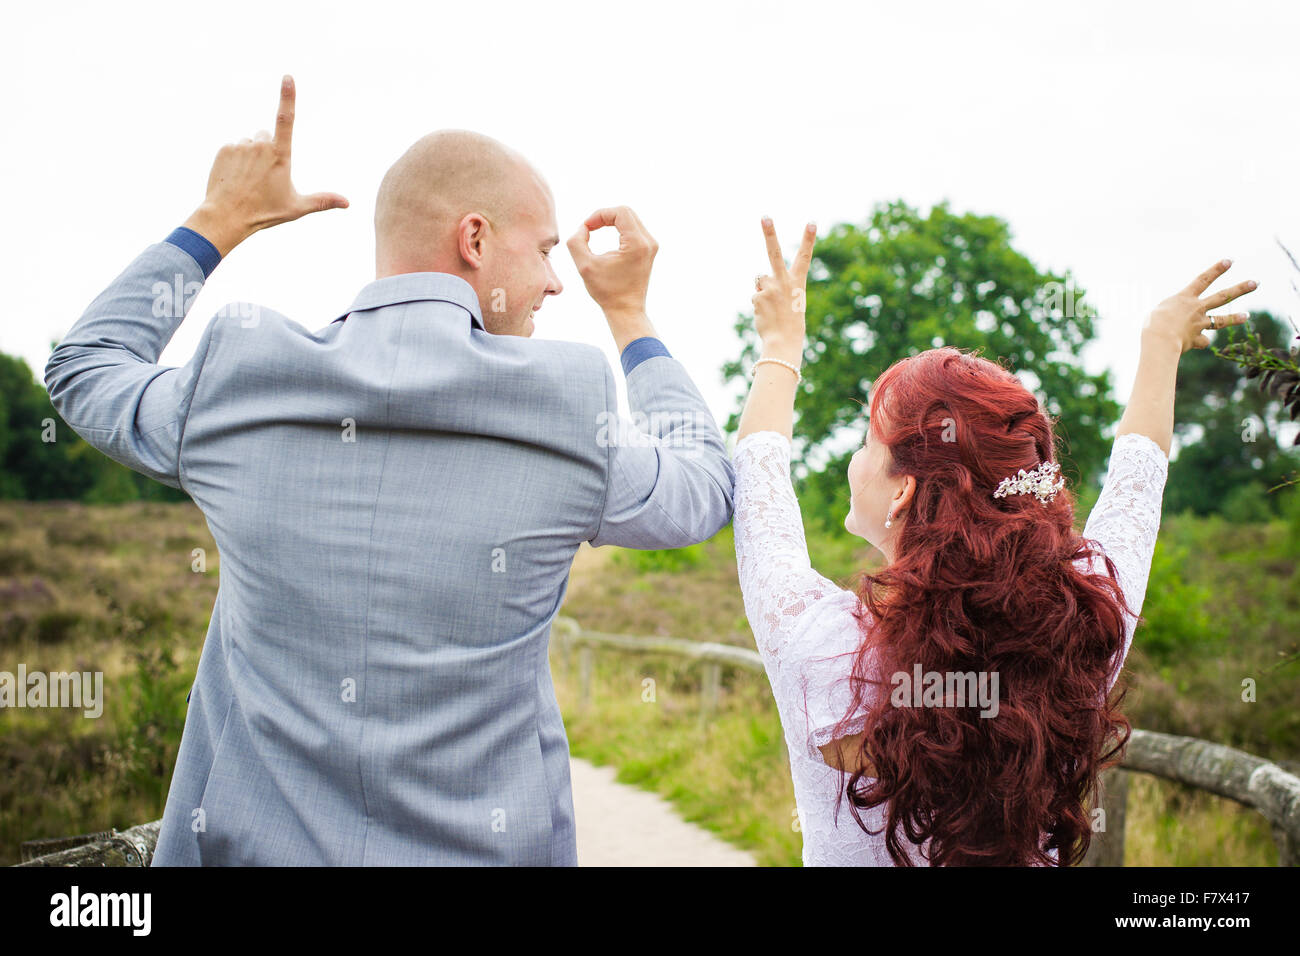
[457,213,489,270]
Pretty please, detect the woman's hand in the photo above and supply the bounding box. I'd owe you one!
[1143,259,1256,355]
[735,218,817,443]
[753,218,817,359]
[1119,259,1259,457]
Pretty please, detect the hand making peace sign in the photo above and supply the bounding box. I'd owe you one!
[753,217,817,356]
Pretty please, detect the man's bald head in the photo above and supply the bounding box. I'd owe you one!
[374,129,540,277]
[372,129,563,335]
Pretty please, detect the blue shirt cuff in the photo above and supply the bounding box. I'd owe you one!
[164,226,222,279]
[620,337,671,375]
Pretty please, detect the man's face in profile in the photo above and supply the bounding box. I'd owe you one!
[481,173,563,337]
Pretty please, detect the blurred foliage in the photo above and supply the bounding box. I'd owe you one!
[113,646,190,809]
[1135,538,1217,666]
[1166,311,1300,518]
[0,348,189,504]
[612,540,706,573]
[0,497,215,864]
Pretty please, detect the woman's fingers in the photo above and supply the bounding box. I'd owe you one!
[790,222,817,283]
[1201,278,1258,311]
[1184,258,1233,297]
[1202,311,1251,332]
[1177,259,1257,350]
[761,217,787,276]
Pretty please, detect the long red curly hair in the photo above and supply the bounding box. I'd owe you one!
[831,346,1135,866]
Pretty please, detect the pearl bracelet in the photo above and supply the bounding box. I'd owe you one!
[752,357,802,384]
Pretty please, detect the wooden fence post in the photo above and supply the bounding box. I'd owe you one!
[578,645,593,713]
[700,662,721,727]
[1081,767,1129,866]
[1272,823,1299,866]
[552,615,575,678]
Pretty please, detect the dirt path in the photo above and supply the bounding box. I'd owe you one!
[569,757,758,866]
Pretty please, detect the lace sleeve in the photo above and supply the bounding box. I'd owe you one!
[733,430,878,763]
[732,431,847,661]
[1079,431,1169,691]
[798,606,879,762]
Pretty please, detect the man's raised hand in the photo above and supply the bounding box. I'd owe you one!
[182,75,348,257]
[566,205,660,352]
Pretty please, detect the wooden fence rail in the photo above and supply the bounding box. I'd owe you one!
[15,615,1299,866]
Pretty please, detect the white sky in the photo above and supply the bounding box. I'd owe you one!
[6,0,1299,457]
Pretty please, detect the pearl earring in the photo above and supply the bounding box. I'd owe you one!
[885,510,893,529]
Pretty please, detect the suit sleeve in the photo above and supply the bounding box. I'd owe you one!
[588,353,736,549]
[44,239,223,491]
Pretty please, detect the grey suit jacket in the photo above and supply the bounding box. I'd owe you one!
[44,237,735,865]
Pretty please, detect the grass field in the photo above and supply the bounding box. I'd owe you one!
[0,498,1295,866]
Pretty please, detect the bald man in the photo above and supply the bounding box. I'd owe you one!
[45,77,735,865]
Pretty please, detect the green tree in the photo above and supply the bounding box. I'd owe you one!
[0,350,97,499]
[0,347,189,503]
[723,199,1120,531]
[1164,311,1300,519]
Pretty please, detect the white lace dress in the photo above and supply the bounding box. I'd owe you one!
[731,429,1169,866]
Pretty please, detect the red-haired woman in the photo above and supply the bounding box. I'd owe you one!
[733,218,1257,865]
